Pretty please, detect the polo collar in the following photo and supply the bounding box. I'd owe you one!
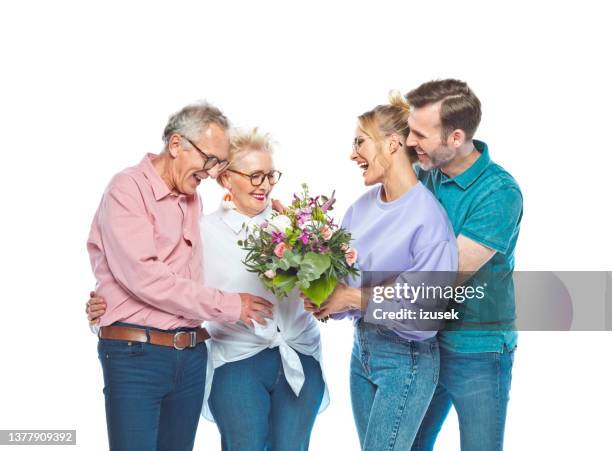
[442,140,491,190]
[220,203,273,235]
[139,153,176,201]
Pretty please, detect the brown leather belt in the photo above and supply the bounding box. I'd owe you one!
[99,324,210,350]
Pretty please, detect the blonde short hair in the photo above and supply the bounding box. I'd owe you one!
[217,127,275,186]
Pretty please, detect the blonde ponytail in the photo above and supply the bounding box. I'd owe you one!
[356,90,414,162]
[388,89,411,113]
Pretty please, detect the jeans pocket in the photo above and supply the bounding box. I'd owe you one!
[98,339,146,360]
[375,326,400,340]
[375,326,415,345]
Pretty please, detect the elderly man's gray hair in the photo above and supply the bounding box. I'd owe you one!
[162,101,230,148]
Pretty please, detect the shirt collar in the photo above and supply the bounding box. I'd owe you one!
[441,140,491,190]
[139,153,174,201]
[220,203,273,234]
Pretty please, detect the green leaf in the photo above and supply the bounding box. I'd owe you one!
[297,252,331,283]
[285,228,300,247]
[300,274,337,307]
[272,272,298,297]
[311,207,325,222]
[283,250,303,268]
[261,276,275,290]
[278,258,291,271]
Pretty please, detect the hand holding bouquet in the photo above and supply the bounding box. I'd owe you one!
[239,184,359,307]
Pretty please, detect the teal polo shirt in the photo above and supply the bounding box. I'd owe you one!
[416,140,523,353]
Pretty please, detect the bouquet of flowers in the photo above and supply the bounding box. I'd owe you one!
[238,184,359,307]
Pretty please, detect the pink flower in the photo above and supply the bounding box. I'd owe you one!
[264,269,276,279]
[274,243,287,258]
[321,195,336,212]
[296,208,312,225]
[299,230,309,245]
[320,225,333,241]
[271,231,285,244]
[345,247,358,266]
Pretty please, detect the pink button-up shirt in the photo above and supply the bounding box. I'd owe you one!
[87,154,241,329]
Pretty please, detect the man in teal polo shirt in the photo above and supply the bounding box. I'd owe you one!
[405,79,523,451]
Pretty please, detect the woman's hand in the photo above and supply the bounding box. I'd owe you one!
[271,198,288,213]
[86,291,107,326]
[239,292,274,326]
[303,298,320,314]
[303,284,360,320]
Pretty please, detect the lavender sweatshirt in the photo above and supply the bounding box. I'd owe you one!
[336,182,458,341]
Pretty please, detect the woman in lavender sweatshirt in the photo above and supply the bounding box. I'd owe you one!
[305,92,458,450]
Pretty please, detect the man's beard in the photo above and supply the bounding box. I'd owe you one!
[429,145,455,169]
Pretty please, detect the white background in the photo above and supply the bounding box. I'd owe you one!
[1,1,611,450]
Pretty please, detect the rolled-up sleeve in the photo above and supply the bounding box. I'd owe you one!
[99,178,241,323]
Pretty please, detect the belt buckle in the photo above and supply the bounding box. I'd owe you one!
[173,331,196,350]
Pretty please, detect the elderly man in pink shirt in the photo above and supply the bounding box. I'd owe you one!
[87,102,273,451]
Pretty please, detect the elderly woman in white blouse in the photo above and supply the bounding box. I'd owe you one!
[201,128,327,450]
[87,128,328,451]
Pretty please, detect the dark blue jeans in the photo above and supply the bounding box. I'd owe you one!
[411,345,515,451]
[208,347,325,451]
[97,323,207,451]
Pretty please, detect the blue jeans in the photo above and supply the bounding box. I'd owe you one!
[411,345,515,451]
[208,347,325,451]
[350,321,440,451]
[97,323,207,451]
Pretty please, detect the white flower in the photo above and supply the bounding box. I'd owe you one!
[269,214,292,232]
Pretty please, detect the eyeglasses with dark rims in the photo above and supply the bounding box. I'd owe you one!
[181,135,230,174]
[226,169,283,187]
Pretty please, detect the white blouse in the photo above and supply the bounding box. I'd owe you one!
[200,204,329,421]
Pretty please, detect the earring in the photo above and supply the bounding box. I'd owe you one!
[222,191,237,210]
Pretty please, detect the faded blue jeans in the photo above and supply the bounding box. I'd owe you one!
[97,323,207,451]
[411,345,515,451]
[350,321,440,451]
[208,347,325,451]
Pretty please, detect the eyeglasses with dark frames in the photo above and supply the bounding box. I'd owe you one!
[181,136,230,173]
[226,169,283,187]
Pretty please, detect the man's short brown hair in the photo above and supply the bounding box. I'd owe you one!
[406,79,481,140]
